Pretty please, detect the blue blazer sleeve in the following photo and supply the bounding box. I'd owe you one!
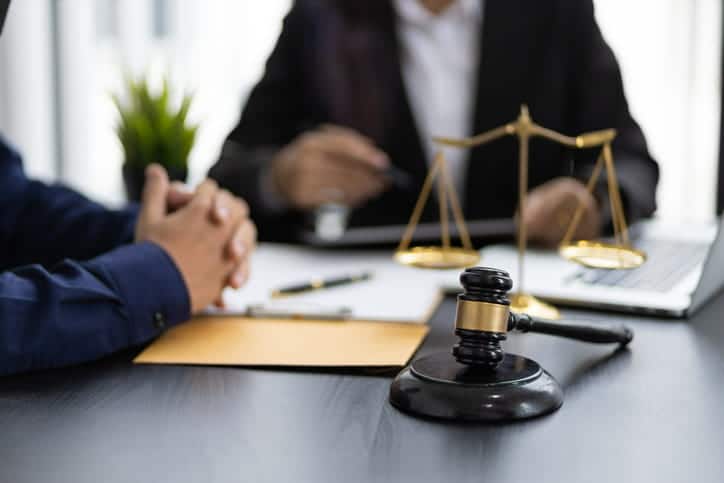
[0,137,191,375]
[0,242,190,375]
[0,139,138,270]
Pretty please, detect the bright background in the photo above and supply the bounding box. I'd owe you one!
[0,0,721,222]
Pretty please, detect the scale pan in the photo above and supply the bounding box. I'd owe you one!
[559,241,646,270]
[394,246,480,270]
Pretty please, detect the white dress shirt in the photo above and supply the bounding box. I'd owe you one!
[261,0,484,215]
[393,0,484,202]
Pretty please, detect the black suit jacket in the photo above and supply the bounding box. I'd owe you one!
[210,0,659,242]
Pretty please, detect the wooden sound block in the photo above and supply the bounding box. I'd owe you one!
[389,352,563,421]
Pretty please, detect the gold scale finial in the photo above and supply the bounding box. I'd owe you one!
[395,105,646,320]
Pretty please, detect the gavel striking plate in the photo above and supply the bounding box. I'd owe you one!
[389,267,633,422]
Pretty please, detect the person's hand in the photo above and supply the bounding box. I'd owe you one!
[157,178,255,292]
[522,177,602,248]
[166,181,195,212]
[135,166,256,313]
[270,125,390,210]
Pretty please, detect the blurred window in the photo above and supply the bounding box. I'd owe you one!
[96,0,117,39]
[152,0,169,39]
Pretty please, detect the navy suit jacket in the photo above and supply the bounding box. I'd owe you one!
[210,0,659,242]
[0,138,190,376]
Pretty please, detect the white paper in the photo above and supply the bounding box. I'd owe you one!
[216,244,462,323]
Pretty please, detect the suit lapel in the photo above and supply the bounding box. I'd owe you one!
[378,4,430,181]
[377,1,554,219]
[465,0,550,212]
[472,0,541,138]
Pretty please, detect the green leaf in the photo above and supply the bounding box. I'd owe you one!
[112,74,196,170]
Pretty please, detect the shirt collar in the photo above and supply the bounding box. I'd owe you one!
[394,0,484,27]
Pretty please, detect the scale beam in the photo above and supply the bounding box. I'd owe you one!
[395,105,646,319]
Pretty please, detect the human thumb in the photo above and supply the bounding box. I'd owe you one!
[139,164,170,228]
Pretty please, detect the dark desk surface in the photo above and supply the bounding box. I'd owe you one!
[3,294,724,483]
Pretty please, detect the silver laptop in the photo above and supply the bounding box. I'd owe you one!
[301,218,515,247]
[469,218,724,317]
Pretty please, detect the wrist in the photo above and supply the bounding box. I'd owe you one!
[151,241,204,313]
[83,242,191,335]
[260,157,291,213]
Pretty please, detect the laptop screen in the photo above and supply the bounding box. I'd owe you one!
[689,217,724,315]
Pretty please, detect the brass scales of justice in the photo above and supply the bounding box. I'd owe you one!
[394,105,647,320]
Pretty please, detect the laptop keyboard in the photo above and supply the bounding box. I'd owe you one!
[572,240,709,292]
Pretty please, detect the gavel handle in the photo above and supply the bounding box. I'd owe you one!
[510,313,633,346]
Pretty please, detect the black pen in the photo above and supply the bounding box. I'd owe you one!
[384,165,414,191]
[271,272,373,298]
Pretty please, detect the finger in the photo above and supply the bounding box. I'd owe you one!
[227,221,256,290]
[227,218,256,259]
[320,124,375,146]
[139,164,170,227]
[300,160,388,194]
[190,179,219,212]
[538,192,589,246]
[167,182,194,212]
[568,190,601,240]
[227,225,248,262]
[228,259,250,289]
[300,177,387,207]
[311,129,389,170]
[339,177,388,205]
[211,189,233,224]
[547,182,594,227]
[521,190,545,224]
[301,153,389,180]
[523,189,568,246]
[217,198,251,250]
[226,195,250,223]
[213,296,226,309]
[287,161,382,209]
[521,190,550,234]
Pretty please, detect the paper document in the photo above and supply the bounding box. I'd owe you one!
[134,316,429,368]
[216,244,461,323]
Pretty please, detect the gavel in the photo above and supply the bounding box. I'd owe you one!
[453,267,632,369]
[389,267,633,422]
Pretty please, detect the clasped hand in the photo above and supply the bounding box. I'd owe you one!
[135,165,257,313]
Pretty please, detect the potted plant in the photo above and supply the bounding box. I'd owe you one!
[113,76,198,201]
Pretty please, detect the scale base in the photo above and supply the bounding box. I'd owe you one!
[510,293,560,320]
[389,352,563,421]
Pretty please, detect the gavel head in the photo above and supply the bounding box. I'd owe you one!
[453,267,513,369]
